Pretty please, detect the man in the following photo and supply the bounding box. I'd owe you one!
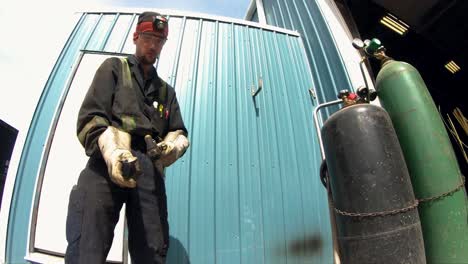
[65,11,189,264]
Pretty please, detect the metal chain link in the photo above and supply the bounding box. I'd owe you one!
[333,199,419,218]
[329,175,466,218]
[418,176,465,203]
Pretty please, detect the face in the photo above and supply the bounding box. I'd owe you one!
[134,32,166,66]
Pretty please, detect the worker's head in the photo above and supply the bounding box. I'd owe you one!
[133,11,169,65]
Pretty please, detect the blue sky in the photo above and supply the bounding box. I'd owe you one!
[109,0,251,19]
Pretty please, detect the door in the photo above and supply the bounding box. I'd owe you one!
[33,53,126,263]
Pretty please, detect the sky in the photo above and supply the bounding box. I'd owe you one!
[111,0,251,18]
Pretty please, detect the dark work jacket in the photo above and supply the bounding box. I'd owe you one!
[77,55,187,157]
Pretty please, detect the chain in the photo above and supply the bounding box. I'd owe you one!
[418,176,465,203]
[329,175,465,218]
[333,200,419,218]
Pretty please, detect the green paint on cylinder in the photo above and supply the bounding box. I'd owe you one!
[376,59,468,263]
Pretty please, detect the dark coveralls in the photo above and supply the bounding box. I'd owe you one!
[65,55,187,264]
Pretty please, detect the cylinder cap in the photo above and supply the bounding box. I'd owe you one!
[365,38,382,55]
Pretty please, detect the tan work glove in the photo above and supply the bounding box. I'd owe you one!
[98,126,140,188]
[157,130,189,168]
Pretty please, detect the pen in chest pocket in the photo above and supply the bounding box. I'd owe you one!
[153,101,164,118]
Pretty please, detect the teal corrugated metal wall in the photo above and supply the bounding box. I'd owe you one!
[260,0,352,111]
[7,12,332,263]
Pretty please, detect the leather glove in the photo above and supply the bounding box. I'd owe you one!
[98,126,140,188]
[157,130,189,167]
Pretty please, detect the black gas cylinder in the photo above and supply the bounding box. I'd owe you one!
[321,103,426,264]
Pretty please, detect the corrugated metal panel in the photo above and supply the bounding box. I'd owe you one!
[261,0,353,114]
[7,11,332,263]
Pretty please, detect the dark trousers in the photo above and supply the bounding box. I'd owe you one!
[65,150,169,264]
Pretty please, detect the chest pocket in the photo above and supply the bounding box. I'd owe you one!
[119,58,169,138]
[146,79,169,138]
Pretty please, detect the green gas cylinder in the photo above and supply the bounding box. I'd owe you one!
[370,39,468,263]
